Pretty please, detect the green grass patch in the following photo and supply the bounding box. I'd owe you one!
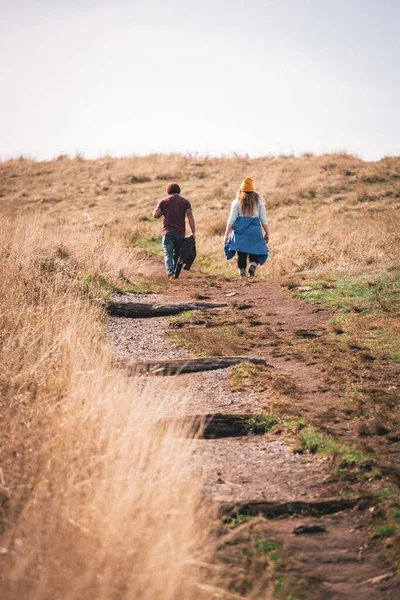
[284,418,307,432]
[82,273,157,299]
[82,272,121,300]
[225,512,254,527]
[168,310,196,328]
[135,235,163,257]
[243,414,279,434]
[196,254,221,271]
[230,361,263,389]
[295,273,400,314]
[195,253,238,276]
[296,426,373,472]
[330,313,400,361]
[274,575,285,594]
[295,273,400,360]
[374,525,396,538]
[255,538,279,560]
[368,492,400,556]
[123,279,157,294]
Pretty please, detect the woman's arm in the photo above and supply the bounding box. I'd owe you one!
[223,223,233,245]
[258,196,269,242]
[224,201,239,244]
[262,223,270,242]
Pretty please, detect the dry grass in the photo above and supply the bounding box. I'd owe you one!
[5,376,212,600]
[1,152,398,280]
[0,219,215,599]
[1,152,399,598]
[267,202,400,278]
[168,324,250,357]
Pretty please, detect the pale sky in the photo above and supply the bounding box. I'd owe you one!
[1,0,399,161]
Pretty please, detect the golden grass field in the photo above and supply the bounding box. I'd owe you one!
[1,152,399,278]
[0,152,399,598]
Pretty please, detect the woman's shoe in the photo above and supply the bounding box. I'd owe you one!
[248,264,257,277]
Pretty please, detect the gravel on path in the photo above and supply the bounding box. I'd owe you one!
[107,292,330,503]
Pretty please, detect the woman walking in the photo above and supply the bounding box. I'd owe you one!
[223,177,270,277]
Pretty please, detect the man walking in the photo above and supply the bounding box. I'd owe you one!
[153,182,196,279]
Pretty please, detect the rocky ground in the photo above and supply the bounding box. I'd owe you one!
[107,273,400,599]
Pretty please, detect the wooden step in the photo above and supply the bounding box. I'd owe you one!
[217,497,371,519]
[107,301,227,318]
[124,356,269,376]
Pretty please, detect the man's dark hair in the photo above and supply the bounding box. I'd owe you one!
[166,182,181,195]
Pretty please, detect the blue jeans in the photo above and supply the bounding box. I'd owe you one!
[162,233,185,276]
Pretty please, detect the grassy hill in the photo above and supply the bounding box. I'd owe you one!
[2,152,398,356]
[0,152,399,598]
[1,152,399,276]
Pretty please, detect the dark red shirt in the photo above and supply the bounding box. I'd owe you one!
[156,194,191,236]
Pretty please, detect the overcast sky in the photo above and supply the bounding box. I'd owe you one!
[1,0,399,161]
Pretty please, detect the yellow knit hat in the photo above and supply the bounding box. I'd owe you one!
[240,177,255,192]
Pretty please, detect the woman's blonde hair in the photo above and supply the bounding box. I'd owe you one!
[237,190,260,216]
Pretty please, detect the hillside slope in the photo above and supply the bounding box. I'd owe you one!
[0,153,399,598]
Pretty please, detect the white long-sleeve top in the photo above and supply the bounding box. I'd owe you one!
[227,196,268,227]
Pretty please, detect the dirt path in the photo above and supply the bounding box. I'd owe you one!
[107,275,399,599]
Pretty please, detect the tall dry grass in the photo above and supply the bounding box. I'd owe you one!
[1,153,399,280]
[0,218,214,599]
[1,153,399,598]
[266,203,400,277]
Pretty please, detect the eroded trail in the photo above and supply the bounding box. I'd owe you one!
[107,278,399,599]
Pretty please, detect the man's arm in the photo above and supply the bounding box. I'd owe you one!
[187,209,196,239]
[153,206,162,218]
